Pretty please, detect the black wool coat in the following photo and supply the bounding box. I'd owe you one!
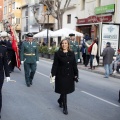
[51,50,78,94]
[0,46,10,80]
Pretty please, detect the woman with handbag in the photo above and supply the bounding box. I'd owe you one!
[85,39,98,69]
[51,38,78,115]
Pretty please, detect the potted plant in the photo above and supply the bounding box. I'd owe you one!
[42,46,49,58]
[49,46,57,60]
[38,46,43,57]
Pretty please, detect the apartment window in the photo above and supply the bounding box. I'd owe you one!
[4,6,7,14]
[16,18,20,24]
[12,2,15,9]
[8,4,11,12]
[81,0,85,10]
[67,14,71,24]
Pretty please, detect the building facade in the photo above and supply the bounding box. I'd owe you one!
[0,0,3,31]
[62,0,120,56]
[3,0,22,41]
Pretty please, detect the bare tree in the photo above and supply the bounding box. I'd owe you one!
[32,4,46,31]
[40,0,72,29]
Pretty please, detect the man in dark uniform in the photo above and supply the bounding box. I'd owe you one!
[69,33,80,63]
[1,31,16,73]
[0,44,10,118]
[6,36,16,73]
[20,33,39,87]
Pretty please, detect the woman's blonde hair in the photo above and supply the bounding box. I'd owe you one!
[59,38,71,51]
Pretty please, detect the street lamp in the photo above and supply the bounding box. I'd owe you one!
[46,9,50,47]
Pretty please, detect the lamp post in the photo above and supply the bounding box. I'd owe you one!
[46,9,50,47]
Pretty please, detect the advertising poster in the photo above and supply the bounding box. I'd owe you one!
[101,24,119,55]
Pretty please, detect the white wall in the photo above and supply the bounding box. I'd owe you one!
[101,0,115,6]
[115,0,120,23]
[62,8,77,30]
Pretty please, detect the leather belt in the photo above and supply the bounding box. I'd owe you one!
[24,53,35,56]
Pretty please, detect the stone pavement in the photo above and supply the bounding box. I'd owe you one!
[77,63,120,79]
[40,57,120,79]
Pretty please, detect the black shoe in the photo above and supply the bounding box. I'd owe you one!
[63,107,68,115]
[26,83,30,87]
[118,99,120,103]
[58,99,63,108]
[30,82,32,85]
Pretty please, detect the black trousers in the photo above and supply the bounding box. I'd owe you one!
[0,79,4,113]
[59,94,67,102]
[85,55,90,66]
[82,53,86,65]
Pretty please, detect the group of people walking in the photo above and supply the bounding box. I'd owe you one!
[81,34,98,70]
[0,30,120,118]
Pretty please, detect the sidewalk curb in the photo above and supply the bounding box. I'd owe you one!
[77,65,120,79]
[40,57,120,79]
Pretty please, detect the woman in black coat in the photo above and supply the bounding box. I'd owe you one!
[51,38,78,115]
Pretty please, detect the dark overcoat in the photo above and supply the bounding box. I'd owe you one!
[51,50,78,94]
[0,46,10,80]
[102,46,115,64]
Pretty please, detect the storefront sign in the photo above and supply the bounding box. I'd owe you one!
[77,15,112,24]
[101,24,119,55]
[95,4,115,15]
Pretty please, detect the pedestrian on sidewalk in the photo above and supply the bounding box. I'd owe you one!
[102,42,115,78]
[51,38,78,115]
[20,33,39,87]
[0,45,10,118]
[84,38,92,67]
[85,39,98,70]
[112,49,120,73]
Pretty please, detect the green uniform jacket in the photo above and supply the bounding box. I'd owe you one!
[20,41,39,63]
[70,40,80,62]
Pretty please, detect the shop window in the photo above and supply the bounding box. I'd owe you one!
[67,14,71,24]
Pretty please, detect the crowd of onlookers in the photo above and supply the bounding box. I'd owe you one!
[80,33,120,76]
[80,34,99,69]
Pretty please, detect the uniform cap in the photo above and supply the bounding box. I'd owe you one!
[26,33,33,37]
[69,33,75,36]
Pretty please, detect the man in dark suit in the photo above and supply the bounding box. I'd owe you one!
[0,44,10,118]
[20,33,39,87]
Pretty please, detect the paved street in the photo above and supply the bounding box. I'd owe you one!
[1,59,120,120]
